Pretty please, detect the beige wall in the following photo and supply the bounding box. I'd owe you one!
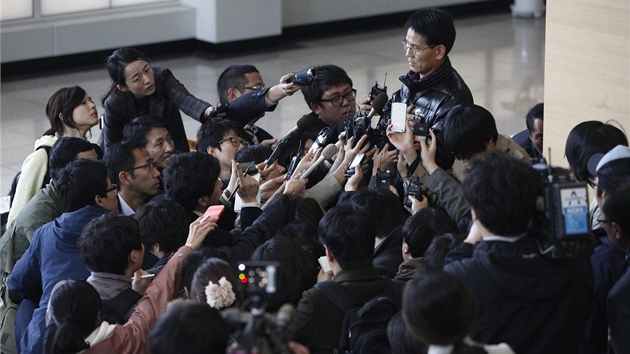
[544,0,630,168]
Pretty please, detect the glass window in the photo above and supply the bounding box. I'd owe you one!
[41,0,109,16]
[1,0,33,21]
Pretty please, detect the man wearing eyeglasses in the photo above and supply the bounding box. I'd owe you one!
[382,8,473,179]
[105,141,162,215]
[300,64,372,147]
[217,65,301,146]
[197,119,251,184]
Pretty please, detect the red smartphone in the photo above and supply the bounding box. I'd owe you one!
[202,205,225,221]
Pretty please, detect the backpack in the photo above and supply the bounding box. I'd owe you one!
[314,278,401,354]
[100,288,143,324]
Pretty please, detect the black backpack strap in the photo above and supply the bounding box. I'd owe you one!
[101,288,142,324]
[314,280,357,313]
[36,145,53,186]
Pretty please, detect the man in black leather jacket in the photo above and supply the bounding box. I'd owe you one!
[381,8,473,171]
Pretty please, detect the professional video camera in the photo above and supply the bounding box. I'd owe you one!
[224,262,294,354]
[531,158,595,259]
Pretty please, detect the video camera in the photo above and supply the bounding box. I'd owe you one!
[224,262,294,354]
[288,68,317,86]
[531,159,595,259]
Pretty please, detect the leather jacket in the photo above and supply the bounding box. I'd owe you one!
[380,57,473,169]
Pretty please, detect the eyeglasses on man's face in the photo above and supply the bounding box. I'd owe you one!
[105,183,119,194]
[219,136,250,148]
[126,160,158,172]
[402,39,432,55]
[319,89,357,107]
[243,84,265,91]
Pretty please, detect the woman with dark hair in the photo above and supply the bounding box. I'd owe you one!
[251,236,319,312]
[190,258,242,310]
[99,48,217,154]
[402,270,514,354]
[564,120,627,230]
[8,86,99,225]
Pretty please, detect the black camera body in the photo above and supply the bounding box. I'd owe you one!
[344,113,388,150]
[289,68,317,86]
[208,102,230,119]
[403,177,423,207]
[369,80,387,101]
[531,160,595,259]
[226,262,293,354]
[375,170,396,189]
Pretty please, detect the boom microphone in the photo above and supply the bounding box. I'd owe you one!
[300,144,338,179]
[267,114,316,165]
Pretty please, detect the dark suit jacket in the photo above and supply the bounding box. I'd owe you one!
[99,67,211,154]
[289,266,402,354]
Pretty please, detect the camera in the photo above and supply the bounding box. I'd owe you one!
[344,112,388,150]
[208,102,230,119]
[369,79,387,101]
[403,176,423,207]
[375,170,396,189]
[531,159,595,259]
[288,68,317,86]
[225,262,294,354]
[413,121,429,138]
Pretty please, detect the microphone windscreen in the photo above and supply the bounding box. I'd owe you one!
[372,92,389,113]
[322,144,338,160]
[296,114,316,130]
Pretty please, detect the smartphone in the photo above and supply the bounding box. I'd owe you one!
[318,256,332,272]
[202,205,225,221]
[344,153,365,178]
[391,102,407,133]
[240,161,257,175]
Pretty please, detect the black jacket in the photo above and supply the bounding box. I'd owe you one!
[444,237,593,354]
[381,57,473,169]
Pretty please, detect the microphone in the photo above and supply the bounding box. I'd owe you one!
[366,92,389,120]
[267,114,316,165]
[300,144,338,179]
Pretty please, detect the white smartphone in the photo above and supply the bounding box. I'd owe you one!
[391,102,407,133]
[318,256,332,272]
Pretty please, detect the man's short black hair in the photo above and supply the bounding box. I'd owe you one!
[301,64,353,108]
[196,119,250,155]
[48,137,96,179]
[104,141,137,185]
[149,302,228,354]
[123,115,170,149]
[78,213,142,275]
[405,8,456,55]
[234,144,273,164]
[318,204,376,270]
[565,121,628,183]
[601,175,630,240]
[525,103,544,133]
[217,64,259,105]
[346,189,408,239]
[162,151,221,212]
[463,152,540,236]
[443,104,498,160]
[56,159,109,212]
[135,200,188,254]
[402,207,459,258]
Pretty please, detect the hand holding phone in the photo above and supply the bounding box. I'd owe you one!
[391,102,407,133]
[344,153,365,178]
[202,205,225,222]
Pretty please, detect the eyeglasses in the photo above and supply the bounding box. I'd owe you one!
[105,184,119,193]
[402,39,432,55]
[219,136,250,148]
[243,85,265,91]
[319,89,357,107]
[126,160,158,172]
[588,177,601,189]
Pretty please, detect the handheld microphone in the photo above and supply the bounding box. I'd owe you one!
[267,114,316,165]
[367,92,389,120]
[300,144,338,179]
